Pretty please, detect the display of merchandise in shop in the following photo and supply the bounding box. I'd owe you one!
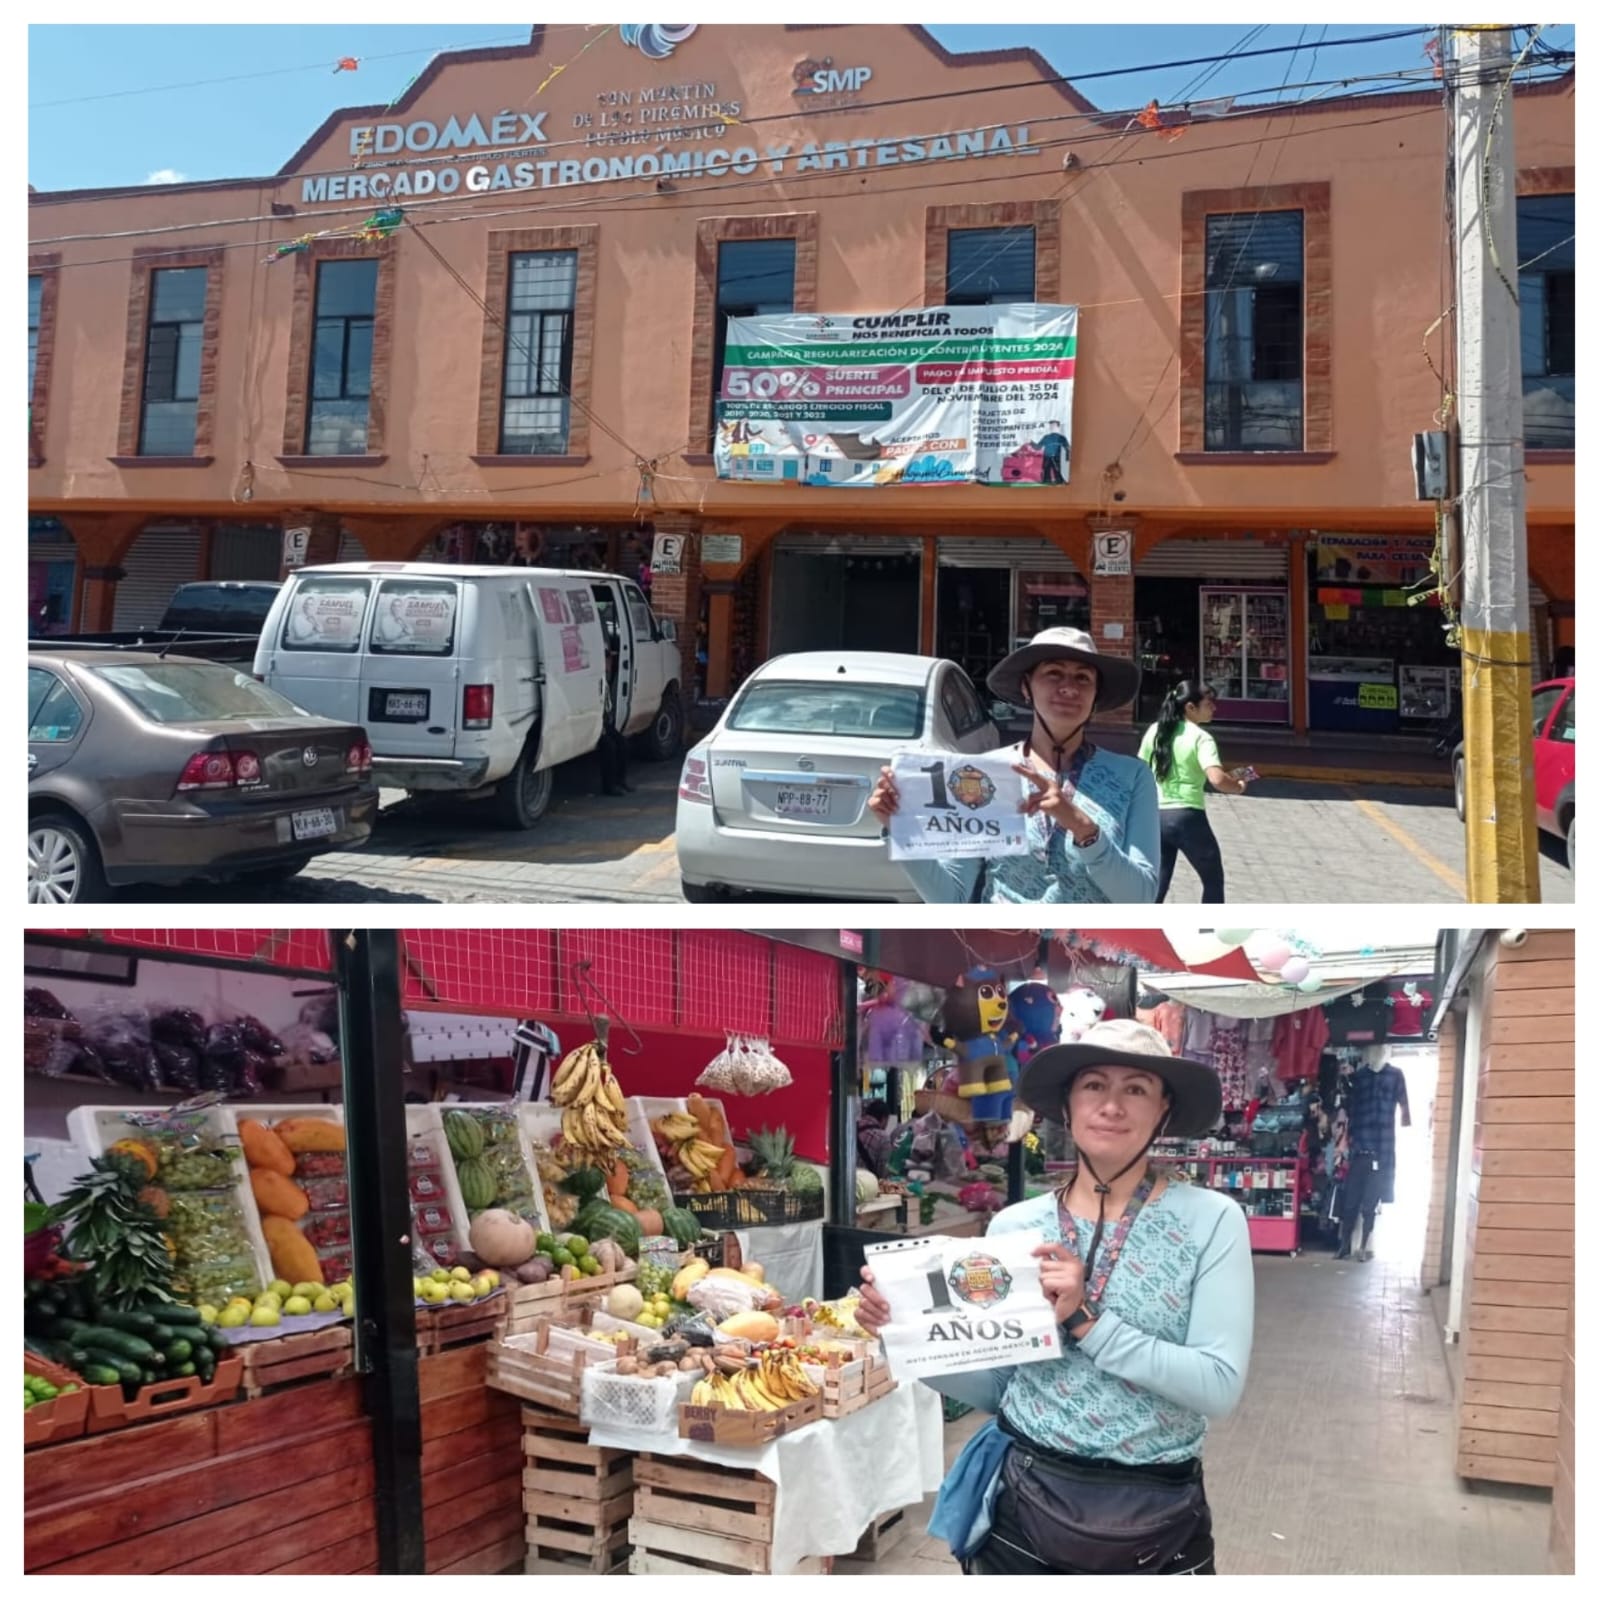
[1200,587,1290,722]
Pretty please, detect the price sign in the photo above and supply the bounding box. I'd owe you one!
[1358,682,1399,710]
[886,751,1027,862]
[864,1231,1060,1380]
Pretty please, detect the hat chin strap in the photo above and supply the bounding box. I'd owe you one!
[1024,686,1095,769]
[1072,1110,1170,1281]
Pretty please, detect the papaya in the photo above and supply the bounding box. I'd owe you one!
[606,1160,630,1199]
[261,1215,323,1285]
[250,1168,309,1221]
[610,1193,639,1214]
[238,1119,296,1176]
[273,1118,346,1155]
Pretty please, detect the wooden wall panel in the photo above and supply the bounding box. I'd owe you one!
[1550,1305,1576,1573]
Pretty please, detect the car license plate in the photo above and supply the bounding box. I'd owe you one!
[384,691,428,719]
[291,807,339,842]
[775,787,832,819]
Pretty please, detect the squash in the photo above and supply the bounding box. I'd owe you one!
[251,1168,309,1221]
[636,1208,664,1238]
[237,1119,295,1176]
[468,1209,537,1269]
[261,1216,323,1286]
[273,1118,346,1154]
[107,1138,158,1180]
[610,1194,639,1215]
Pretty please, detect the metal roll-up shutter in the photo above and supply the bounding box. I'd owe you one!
[936,536,1082,573]
[337,530,369,563]
[29,519,78,561]
[1136,537,1290,581]
[774,531,922,557]
[210,525,281,581]
[112,527,200,629]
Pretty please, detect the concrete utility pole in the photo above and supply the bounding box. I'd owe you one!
[1452,25,1541,902]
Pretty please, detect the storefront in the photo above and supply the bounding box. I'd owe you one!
[1134,538,1292,725]
[422,521,652,582]
[1306,536,1457,733]
[767,532,922,658]
[27,516,78,635]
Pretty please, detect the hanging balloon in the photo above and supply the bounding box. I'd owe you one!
[1252,938,1293,973]
[1297,976,1326,994]
[1215,929,1255,946]
[1280,956,1311,985]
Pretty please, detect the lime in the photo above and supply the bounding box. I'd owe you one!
[536,1233,558,1256]
[551,1248,574,1269]
[564,1235,589,1257]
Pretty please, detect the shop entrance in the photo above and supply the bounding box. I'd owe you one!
[936,567,1009,690]
[1133,577,1203,722]
[769,548,919,655]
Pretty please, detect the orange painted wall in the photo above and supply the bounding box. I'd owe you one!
[29,25,1575,543]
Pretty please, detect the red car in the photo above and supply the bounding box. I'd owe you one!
[1453,676,1575,871]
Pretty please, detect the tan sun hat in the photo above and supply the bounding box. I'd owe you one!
[987,626,1142,713]
[1017,1018,1222,1138]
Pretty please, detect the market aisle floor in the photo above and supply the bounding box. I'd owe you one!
[851,1246,1552,1576]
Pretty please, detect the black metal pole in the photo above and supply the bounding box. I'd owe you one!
[338,929,425,1576]
[829,959,860,1229]
[1007,932,1051,1206]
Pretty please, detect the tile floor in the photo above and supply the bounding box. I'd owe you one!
[839,1244,1554,1576]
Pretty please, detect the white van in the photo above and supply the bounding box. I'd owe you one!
[254,563,682,827]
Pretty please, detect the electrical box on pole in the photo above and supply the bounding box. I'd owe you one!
[1451,25,1541,902]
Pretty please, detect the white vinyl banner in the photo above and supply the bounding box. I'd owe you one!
[886,751,1028,862]
[864,1231,1060,1380]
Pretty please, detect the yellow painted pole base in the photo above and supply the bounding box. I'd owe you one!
[1459,626,1541,903]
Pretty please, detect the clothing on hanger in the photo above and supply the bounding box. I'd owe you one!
[1325,984,1391,1045]
[1273,1005,1330,1082]
[1388,986,1433,1038]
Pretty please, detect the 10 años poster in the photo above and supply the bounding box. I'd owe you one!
[714,304,1078,487]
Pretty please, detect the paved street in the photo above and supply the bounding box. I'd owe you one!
[134,756,1573,906]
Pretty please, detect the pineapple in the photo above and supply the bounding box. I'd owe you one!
[748,1126,822,1196]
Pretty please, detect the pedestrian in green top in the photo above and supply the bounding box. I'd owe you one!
[1137,681,1249,903]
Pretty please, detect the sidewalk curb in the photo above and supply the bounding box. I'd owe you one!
[1254,765,1452,789]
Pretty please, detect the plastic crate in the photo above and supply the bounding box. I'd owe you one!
[581,1361,698,1435]
[671,1188,823,1229]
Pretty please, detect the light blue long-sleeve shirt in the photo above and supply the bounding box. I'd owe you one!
[898,741,1160,904]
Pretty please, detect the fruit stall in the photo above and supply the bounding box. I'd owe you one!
[28,928,942,1576]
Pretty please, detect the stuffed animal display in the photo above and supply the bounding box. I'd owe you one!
[938,967,1020,1123]
[1059,985,1108,1042]
[1006,976,1063,1068]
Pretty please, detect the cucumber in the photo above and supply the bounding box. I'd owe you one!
[205,1326,230,1353]
[162,1339,194,1363]
[79,1363,122,1387]
[174,1362,197,1378]
[96,1310,161,1337]
[46,1317,97,1344]
[69,1325,158,1361]
[100,1355,143,1385]
[140,1367,163,1385]
[147,1303,203,1326]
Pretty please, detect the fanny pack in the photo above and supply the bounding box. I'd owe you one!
[999,1437,1209,1575]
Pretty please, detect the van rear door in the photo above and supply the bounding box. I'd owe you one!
[357,576,465,758]
[527,578,604,771]
[261,573,373,726]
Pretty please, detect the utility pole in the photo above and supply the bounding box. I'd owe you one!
[1452,25,1540,902]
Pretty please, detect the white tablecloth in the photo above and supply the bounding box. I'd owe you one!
[589,1380,944,1574]
[731,1220,824,1302]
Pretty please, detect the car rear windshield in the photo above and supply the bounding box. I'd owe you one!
[281,576,372,653]
[160,585,278,634]
[93,664,312,725]
[727,682,924,739]
[369,579,459,656]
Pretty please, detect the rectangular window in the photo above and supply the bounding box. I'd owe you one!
[946,227,1036,305]
[28,275,43,401]
[1518,193,1574,449]
[713,238,796,415]
[307,258,378,455]
[138,266,208,456]
[501,250,577,454]
[1203,211,1304,451]
[369,578,459,657]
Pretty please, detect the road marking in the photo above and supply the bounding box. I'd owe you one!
[1349,794,1468,897]
[634,851,682,886]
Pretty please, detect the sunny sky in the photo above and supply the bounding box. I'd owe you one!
[26,23,1574,193]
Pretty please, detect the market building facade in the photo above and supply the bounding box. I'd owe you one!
[29,24,1575,737]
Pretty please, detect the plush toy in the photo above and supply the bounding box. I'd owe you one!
[1006,975,1063,1068]
[938,968,1020,1123]
[859,973,931,1069]
[1059,985,1108,1043]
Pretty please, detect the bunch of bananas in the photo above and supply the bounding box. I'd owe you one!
[552,1042,629,1153]
[652,1111,700,1143]
[677,1138,726,1184]
[690,1352,818,1412]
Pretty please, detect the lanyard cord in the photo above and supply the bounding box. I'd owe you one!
[1067,1110,1172,1287]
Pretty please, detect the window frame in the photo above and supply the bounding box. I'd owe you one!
[116,245,224,462]
[944,225,1037,307]
[28,253,61,467]
[711,236,799,427]
[306,257,380,457]
[28,668,89,744]
[138,267,208,457]
[1515,188,1574,453]
[499,249,578,457]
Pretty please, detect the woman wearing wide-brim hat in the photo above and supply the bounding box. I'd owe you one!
[856,1020,1255,1574]
[867,627,1160,902]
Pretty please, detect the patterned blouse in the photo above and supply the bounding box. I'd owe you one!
[927,1182,1255,1464]
[898,741,1160,904]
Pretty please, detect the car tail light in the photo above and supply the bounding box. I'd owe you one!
[679,756,712,804]
[463,684,494,729]
[346,738,373,776]
[176,750,260,793]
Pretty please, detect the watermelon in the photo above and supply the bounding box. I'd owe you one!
[577,1203,642,1259]
[444,1111,485,1161]
[659,1207,701,1250]
[560,1166,609,1203]
[457,1157,496,1210]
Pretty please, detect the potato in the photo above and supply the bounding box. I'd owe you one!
[615,1356,639,1375]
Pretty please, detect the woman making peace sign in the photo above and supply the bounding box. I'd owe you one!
[867,628,1159,903]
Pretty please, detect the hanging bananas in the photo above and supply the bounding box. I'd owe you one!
[552,1041,629,1153]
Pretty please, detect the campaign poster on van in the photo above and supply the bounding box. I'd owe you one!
[886,752,1028,862]
[283,579,370,648]
[372,586,457,653]
[864,1232,1059,1380]
[713,304,1077,487]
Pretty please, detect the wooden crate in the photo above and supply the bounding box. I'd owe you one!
[630,1454,832,1576]
[522,1406,635,1573]
[239,1325,353,1398]
[677,1392,822,1447]
[23,1352,89,1449]
[850,1506,909,1563]
[808,1352,897,1420]
[487,1317,617,1414]
[417,1292,509,1356]
[85,1357,244,1436]
[504,1263,634,1337]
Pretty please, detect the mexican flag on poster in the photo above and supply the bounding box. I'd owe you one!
[713,304,1078,488]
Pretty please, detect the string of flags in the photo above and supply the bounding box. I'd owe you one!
[264,208,406,263]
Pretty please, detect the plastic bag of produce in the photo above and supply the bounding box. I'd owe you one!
[153,1041,202,1093]
[233,1013,285,1057]
[449,1105,540,1225]
[25,986,73,1020]
[151,1006,207,1052]
[166,1189,261,1303]
[280,1023,339,1068]
[82,1008,160,1092]
[299,992,340,1037]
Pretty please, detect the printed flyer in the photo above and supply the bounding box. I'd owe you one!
[886,751,1028,862]
[864,1231,1059,1380]
[714,304,1077,487]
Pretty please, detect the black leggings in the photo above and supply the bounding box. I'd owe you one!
[1156,807,1226,903]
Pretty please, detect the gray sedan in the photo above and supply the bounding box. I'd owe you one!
[28,648,377,903]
